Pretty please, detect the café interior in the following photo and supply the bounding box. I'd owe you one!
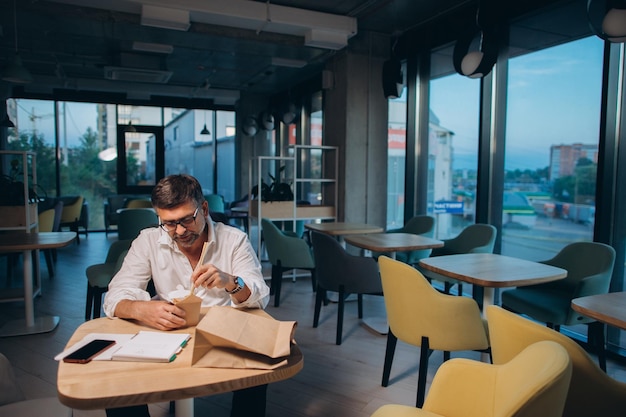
[1,0,626,416]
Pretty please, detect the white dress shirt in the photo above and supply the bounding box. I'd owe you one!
[103,218,269,318]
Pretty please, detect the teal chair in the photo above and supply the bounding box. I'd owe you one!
[204,194,225,213]
[85,239,132,320]
[501,241,615,369]
[261,218,315,307]
[378,215,435,265]
[117,208,158,241]
[419,223,496,296]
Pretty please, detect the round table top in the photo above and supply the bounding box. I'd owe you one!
[344,232,444,252]
[0,231,77,252]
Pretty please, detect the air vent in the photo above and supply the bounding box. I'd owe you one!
[104,67,173,83]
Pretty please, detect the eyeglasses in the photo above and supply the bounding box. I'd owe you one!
[159,207,200,232]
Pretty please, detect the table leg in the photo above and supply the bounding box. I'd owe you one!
[0,249,60,337]
[361,251,393,335]
[479,287,495,362]
[175,399,194,417]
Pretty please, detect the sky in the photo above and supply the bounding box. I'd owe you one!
[430,36,604,171]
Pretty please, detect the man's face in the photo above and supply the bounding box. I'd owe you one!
[157,201,206,248]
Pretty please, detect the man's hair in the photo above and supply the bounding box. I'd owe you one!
[151,174,205,209]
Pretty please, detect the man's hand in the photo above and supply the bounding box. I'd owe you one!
[191,263,232,290]
[114,300,187,331]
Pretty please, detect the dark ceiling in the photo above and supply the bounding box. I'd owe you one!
[0,0,588,108]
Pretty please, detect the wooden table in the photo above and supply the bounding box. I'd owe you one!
[418,253,567,313]
[0,231,77,336]
[304,222,383,236]
[343,232,444,333]
[57,309,303,417]
[571,292,626,330]
[344,232,443,257]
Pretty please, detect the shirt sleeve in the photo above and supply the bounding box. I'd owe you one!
[227,230,270,309]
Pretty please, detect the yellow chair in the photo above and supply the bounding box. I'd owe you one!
[486,305,626,417]
[370,340,572,417]
[59,195,84,242]
[378,256,489,407]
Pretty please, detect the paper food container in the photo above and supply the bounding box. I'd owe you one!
[192,306,297,369]
[172,293,202,327]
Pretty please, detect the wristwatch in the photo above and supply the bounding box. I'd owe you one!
[226,276,245,294]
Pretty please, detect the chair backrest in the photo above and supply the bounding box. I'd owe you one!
[205,194,225,213]
[117,208,158,241]
[399,215,435,237]
[310,231,381,293]
[432,223,496,256]
[487,305,626,417]
[261,218,314,269]
[125,198,153,209]
[59,195,84,223]
[51,200,63,231]
[105,239,133,264]
[422,340,571,417]
[378,256,489,351]
[38,208,55,232]
[539,241,615,294]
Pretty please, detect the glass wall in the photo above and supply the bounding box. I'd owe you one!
[501,37,603,261]
[428,59,480,239]
[387,89,407,229]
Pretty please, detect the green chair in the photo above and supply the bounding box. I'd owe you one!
[378,215,435,265]
[310,231,383,345]
[487,305,626,417]
[261,218,315,307]
[419,223,496,295]
[85,239,132,320]
[501,241,615,369]
[117,208,158,241]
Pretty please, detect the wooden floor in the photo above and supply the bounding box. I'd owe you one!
[1,231,625,417]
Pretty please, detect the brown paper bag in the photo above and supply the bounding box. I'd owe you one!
[191,306,297,369]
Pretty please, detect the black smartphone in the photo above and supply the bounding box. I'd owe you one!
[63,339,116,364]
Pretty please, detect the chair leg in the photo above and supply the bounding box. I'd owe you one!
[381,330,398,387]
[417,336,430,408]
[357,294,363,319]
[313,287,325,328]
[85,284,94,321]
[44,249,55,278]
[273,263,283,307]
[588,321,607,372]
[310,268,316,292]
[92,287,105,319]
[443,282,452,294]
[336,287,345,345]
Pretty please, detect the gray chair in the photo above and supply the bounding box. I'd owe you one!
[501,241,615,370]
[117,208,158,241]
[85,239,132,320]
[420,223,497,296]
[310,231,383,345]
[0,352,72,416]
[261,218,315,307]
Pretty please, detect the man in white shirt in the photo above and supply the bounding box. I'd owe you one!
[103,174,270,417]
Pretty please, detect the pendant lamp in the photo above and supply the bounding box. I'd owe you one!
[588,0,626,43]
[200,110,210,135]
[453,1,498,78]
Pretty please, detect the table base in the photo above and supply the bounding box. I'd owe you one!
[0,315,60,337]
[175,398,193,417]
[361,317,389,335]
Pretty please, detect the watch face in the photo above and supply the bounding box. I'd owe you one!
[236,277,244,287]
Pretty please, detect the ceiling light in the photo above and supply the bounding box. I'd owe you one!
[98,147,117,161]
[124,121,137,133]
[382,57,403,99]
[141,5,190,31]
[588,0,626,43]
[200,124,210,135]
[452,2,498,78]
[2,0,32,84]
[132,41,174,54]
